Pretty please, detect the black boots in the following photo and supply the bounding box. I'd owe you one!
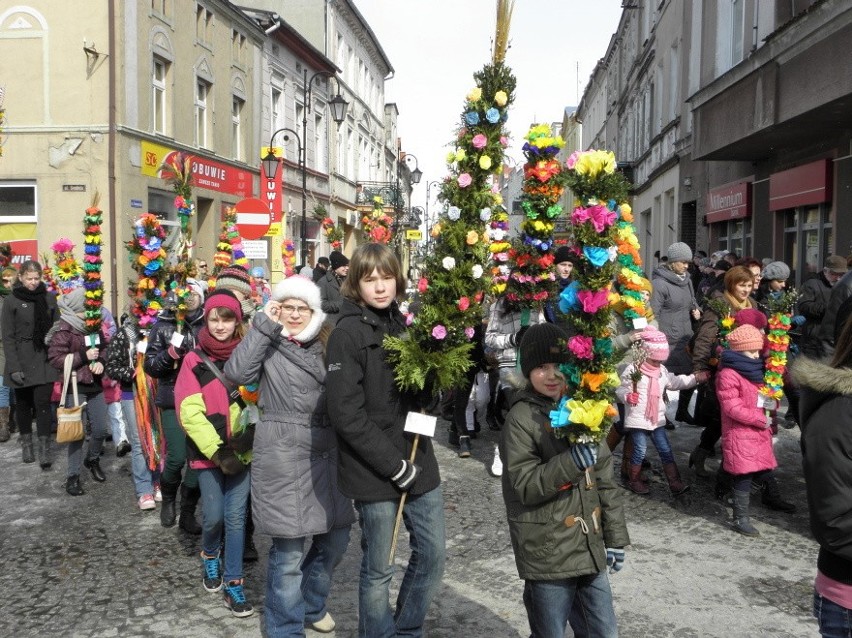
[675,388,697,425]
[37,436,52,470]
[688,446,712,478]
[83,457,106,482]
[761,476,796,513]
[20,433,35,464]
[159,480,179,527]
[732,489,760,537]
[65,475,84,496]
[458,435,472,458]
[179,484,203,535]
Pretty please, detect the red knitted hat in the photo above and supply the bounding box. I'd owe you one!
[204,289,243,322]
[734,308,767,331]
[641,327,670,361]
[727,324,764,352]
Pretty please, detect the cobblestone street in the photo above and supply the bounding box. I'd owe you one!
[0,401,818,637]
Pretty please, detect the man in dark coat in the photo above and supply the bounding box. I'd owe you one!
[800,255,848,358]
[312,256,329,284]
[317,251,349,325]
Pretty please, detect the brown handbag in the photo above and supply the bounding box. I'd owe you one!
[56,353,86,444]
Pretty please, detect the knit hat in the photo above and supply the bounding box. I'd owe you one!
[734,308,767,331]
[825,255,848,274]
[250,266,267,279]
[636,277,653,293]
[762,261,790,282]
[727,324,764,352]
[62,286,86,313]
[329,251,349,270]
[640,327,670,362]
[666,242,693,263]
[317,256,330,267]
[215,265,252,297]
[204,288,243,322]
[186,278,205,300]
[713,259,731,273]
[272,275,326,342]
[519,323,570,378]
[554,245,574,265]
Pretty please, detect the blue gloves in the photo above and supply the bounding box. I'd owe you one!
[791,315,806,327]
[607,548,625,573]
[570,444,598,470]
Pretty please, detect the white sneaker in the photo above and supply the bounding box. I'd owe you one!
[307,612,336,633]
[153,482,162,502]
[490,444,503,477]
[138,494,156,511]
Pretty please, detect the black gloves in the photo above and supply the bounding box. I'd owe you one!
[10,371,25,385]
[511,326,529,347]
[229,423,255,454]
[211,447,245,475]
[391,460,419,491]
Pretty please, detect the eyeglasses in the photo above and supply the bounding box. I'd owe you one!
[198,263,208,269]
[281,304,312,316]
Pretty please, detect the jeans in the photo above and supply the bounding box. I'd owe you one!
[814,591,852,637]
[523,571,618,638]
[628,427,674,465]
[0,376,9,408]
[14,383,53,437]
[265,526,352,637]
[121,398,158,498]
[66,391,108,478]
[354,486,446,638]
[198,466,251,583]
[160,408,197,490]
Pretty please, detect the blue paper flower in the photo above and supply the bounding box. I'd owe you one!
[583,246,609,268]
[559,281,581,313]
[465,111,480,126]
[485,108,500,124]
[447,206,461,221]
[550,396,572,429]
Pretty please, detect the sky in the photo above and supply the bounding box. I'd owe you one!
[354,0,625,215]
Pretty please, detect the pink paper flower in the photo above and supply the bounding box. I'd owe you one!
[405,313,414,326]
[571,206,591,225]
[577,289,610,313]
[587,204,617,233]
[500,136,508,147]
[568,335,594,360]
[464,327,475,339]
[566,151,580,170]
[472,134,487,149]
[432,325,448,340]
[417,277,428,293]
[458,296,470,311]
[458,173,472,188]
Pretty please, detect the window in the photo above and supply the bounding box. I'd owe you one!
[271,86,284,133]
[784,206,832,285]
[196,4,213,44]
[0,182,37,223]
[151,0,170,17]
[717,219,752,260]
[153,57,168,134]
[232,30,246,65]
[231,96,244,161]
[715,0,745,76]
[315,114,327,173]
[195,79,210,147]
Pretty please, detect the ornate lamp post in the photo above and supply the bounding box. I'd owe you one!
[262,70,348,266]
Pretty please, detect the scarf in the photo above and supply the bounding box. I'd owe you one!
[720,350,765,383]
[57,295,87,334]
[640,361,662,424]
[12,283,52,351]
[722,291,752,312]
[197,326,241,361]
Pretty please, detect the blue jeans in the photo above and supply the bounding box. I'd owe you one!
[354,486,446,638]
[523,571,618,638]
[121,398,158,498]
[66,391,108,478]
[0,376,10,408]
[814,590,852,637]
[265,526,352,637]
[628,427,674,465]
[198,466,251,583]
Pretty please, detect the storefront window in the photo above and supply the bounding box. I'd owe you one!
[716,218,751,257]
[783,205,831,285]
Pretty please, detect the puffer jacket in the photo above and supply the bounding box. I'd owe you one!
[142,308,203,408]
[797,273,832,358]
[484,299,545,370]
[650,266,696,374]
[225,312,355,538]
[47,320,108,392]
[326,299,440,502]
[174,347,249,470]
[715,366,776,475]
[1,287,60,388]
[500,389,629,581]
[791,357,852,585]
[616,363,696,430]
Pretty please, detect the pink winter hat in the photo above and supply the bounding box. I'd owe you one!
[727,324,764,352]
[734,308,767,331]
[641,327,670,361]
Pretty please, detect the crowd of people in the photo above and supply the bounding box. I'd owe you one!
[1,239,851,637]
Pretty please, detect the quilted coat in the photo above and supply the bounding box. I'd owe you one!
[615,363,697,431]
[715,366,776,475]
[650,265,696,374]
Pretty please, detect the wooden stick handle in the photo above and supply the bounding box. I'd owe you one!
[388,434,420,566]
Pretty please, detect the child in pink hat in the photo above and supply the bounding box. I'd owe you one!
[616,327,708,495]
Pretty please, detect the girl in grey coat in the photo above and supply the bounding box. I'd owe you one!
[225,275,354,637]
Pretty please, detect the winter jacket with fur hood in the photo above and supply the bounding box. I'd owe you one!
[715,366,776,475]
[792,357,852,586]
[500,388,629,581]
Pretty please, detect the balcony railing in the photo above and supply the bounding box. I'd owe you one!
[356,181,405,208]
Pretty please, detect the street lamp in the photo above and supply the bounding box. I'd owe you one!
[401,154,422,185]
[424,179,441,250]
[262,69,348,266]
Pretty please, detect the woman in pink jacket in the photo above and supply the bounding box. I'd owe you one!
[716,324,794,537]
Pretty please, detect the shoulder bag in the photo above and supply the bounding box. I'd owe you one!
[56,353,87,444]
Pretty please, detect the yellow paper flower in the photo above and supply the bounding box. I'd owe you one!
[494,90,508,106]
[479,155,492,170]
[467,87,482,102]
[446,151,456,163]
[721,316,735,329]
[455,148,466,162]
[492,192,503,205]
[566,399,609,431]
[430,223,442,238]
[620,203,632,216]
[493,282,507,294]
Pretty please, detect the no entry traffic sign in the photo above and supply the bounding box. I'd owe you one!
[235,197,271,240]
